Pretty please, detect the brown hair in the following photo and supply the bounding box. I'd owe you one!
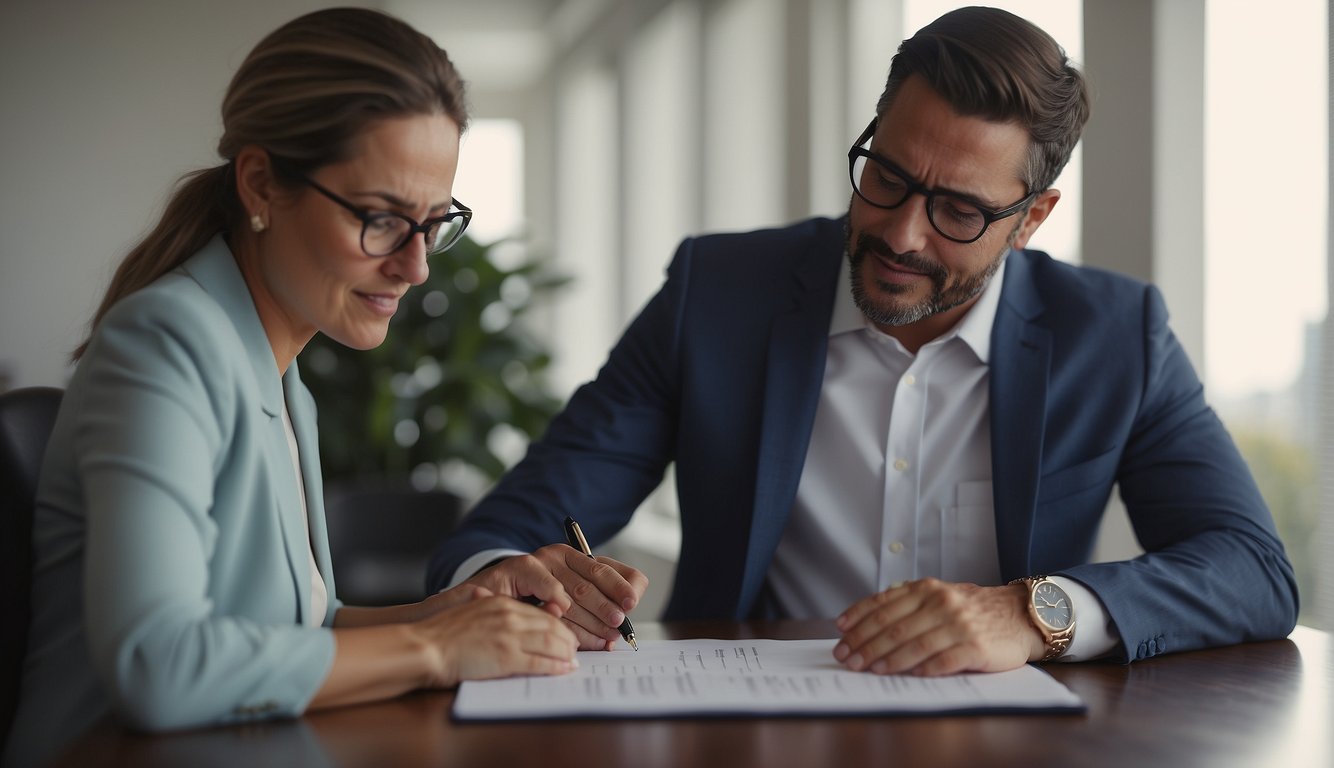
[876,6,1089,194]
[74,6,468,359]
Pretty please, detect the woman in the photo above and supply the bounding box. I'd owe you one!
[4,9,578,767]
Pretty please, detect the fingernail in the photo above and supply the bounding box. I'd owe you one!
[835,614,849,630]
[569,657,580,669]
[847,654,865,671]
[610,611,626,626]
[833,643,850,661]
[622,597,635,611]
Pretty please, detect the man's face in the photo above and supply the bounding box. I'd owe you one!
[846,75,1057,343]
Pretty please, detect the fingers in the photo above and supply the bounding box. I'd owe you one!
[603,557,651,609]
[562,552,635,625]
[535,545,647,647]
[461,544,650,652]
[467,553,573,615]
[425,597,579,686]
[514,653,583,677]
[836,581,917,637]
[836,580,910,631]
[559,600,619,649]
[833,580,1031,676]
[432,583,493,611]
[505,606,580,671]
[561,615,612,651]
[834,581,934,673]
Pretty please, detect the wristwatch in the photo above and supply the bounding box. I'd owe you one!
[1012,575,1076,661]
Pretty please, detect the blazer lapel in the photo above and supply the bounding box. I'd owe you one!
[285,365,336,617]
[989,252,1051,579]
[737,233,844,616]
[262,410,314,624]
[181,237,313,623]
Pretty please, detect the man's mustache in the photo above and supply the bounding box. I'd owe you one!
[853,234,946,282]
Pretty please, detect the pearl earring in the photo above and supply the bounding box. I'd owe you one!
[250,214,266,233]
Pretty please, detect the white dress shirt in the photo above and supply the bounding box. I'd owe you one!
[766,256,1114,661]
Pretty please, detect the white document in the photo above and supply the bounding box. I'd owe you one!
[453,638,1084,720]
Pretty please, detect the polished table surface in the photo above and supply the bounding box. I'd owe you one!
[50,621,1331,768]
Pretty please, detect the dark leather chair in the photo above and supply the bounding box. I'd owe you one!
[324,484,462,607]
[0,386,63,752]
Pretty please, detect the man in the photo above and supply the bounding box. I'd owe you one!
[435,6,1298,674]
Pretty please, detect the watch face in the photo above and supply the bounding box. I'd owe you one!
[1033,581,1073,630]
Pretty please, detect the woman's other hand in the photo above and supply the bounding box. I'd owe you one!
[412,595,578,687]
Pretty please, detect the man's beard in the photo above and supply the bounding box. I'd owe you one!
[844,221,1012,327]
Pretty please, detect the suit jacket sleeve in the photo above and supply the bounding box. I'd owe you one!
[426,240,691,589]
[1056,284,1298,661]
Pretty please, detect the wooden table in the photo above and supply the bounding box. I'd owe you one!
[50,621,1331,768]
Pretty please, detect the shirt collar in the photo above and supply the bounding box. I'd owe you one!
[828,250,1009,364]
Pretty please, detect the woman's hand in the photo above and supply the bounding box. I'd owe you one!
[419,582,495,615]
[411,595,579,687]
[316,593,577,710]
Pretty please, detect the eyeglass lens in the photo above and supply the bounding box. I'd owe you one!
[849,155,988,242]
[361,213,468,257]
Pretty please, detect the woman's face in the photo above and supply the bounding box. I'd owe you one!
[257,113,461,363]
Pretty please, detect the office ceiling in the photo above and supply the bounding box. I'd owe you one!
[393,0,612,93]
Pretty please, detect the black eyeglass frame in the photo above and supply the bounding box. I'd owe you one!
[847,118,1035,244]
[279,164,472,257]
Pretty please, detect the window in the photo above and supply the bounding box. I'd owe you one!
[1204,0,1328,627]
[454,118,525,245]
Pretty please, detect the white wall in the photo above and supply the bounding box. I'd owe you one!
[0,0,340,389]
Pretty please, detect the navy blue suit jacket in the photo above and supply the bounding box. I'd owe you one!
[428,216,1297,662]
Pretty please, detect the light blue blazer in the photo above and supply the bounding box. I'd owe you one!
[5,236,338,768]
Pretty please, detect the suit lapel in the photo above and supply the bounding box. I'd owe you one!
[989,252,1051,579]
[737,230,844,616]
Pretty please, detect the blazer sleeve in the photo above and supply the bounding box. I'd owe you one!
[426,239,694,590]
[75,291,334,731]
[1059,284,1299,661]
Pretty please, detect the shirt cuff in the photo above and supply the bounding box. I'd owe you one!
[444,548,527,590]
[1050,575,1118,662]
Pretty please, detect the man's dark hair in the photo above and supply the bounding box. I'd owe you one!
[877,6,1090,193]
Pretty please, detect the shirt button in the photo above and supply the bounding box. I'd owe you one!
[888,541,905,554]
[893,458,909,471]
[903,374,916,386]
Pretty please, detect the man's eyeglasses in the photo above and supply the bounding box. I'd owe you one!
[289,169,472,257]
[848,118,1034,244]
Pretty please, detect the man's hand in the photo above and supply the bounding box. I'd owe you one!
[832,579,1046,675]
[464,544,648,650]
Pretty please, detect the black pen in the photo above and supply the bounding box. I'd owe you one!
[563,516,638,651]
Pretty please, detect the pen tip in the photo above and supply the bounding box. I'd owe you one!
[628,634,638,651]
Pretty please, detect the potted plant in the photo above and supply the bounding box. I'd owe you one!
[300,236,568,603]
